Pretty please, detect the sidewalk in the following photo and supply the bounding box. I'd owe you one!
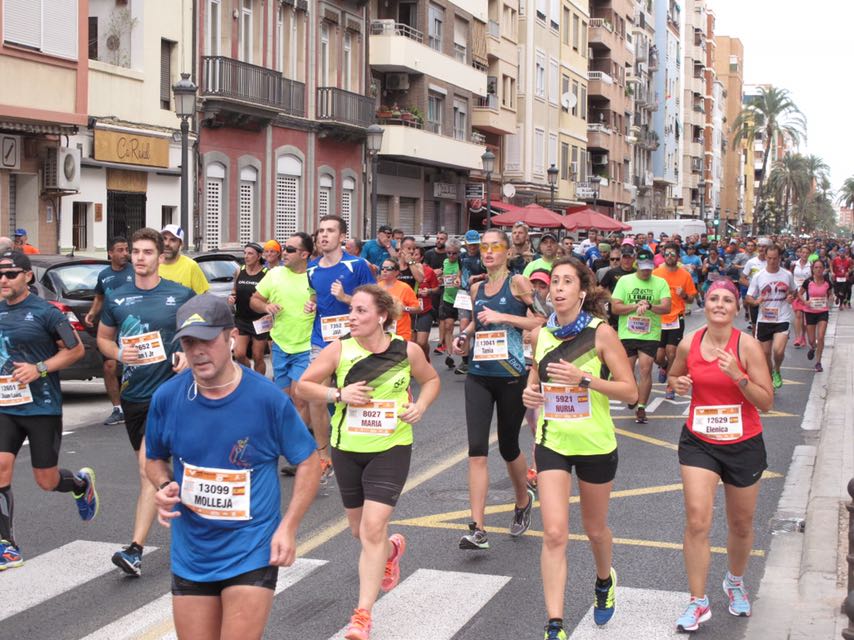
[745,307,854,639]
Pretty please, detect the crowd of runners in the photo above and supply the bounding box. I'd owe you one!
[0,216,851,639]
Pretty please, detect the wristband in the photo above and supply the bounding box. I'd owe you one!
[159,480,172,490]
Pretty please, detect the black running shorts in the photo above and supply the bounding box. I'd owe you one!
[534,444,618,484]
[658,318,685,348]
[120,399,150,451]
[331,444,412,509]
[0,413,63,468]
[171,564,278,596]
[804,311,828,326]
[755,322,789,343]
[620,338,658,359]
[678,425,767,488]
[414,312,433,333]
[438,301,458,321]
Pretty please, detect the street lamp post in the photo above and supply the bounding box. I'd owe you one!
[172,72,197,240]
[366,124,384,239]
[547,163,559,211]
[698,179,706,228]
[591,175,602,213]
[481,149,495,229]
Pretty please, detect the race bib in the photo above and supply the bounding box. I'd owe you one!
[760,306,779,322]
[837,277,848,283]
[473,330,509,361]
[320,315,349,342]
[627,315,651,334]
[252,314,273,334]
[346,400,397,436]
[692,404,743,441]
[541,382,591,421]
[453,290,472,310]
[662,318,681,331]
[523,342,533,360]
[121,330,166,365]
[0,375,32,406]
[808,297,827,310]
[443,274,457,287]
[181,462,251,521]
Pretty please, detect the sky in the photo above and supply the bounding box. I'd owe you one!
[710,0,853,192]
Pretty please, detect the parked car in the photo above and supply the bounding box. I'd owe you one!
[188,250,243,298]
[28,255,111,381]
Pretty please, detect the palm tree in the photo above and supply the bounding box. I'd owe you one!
[794,155,830,231]
[732,86,807,234]
[766,153,809,230]
[838,176,854,209]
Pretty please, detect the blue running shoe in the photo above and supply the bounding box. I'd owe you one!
[0,540,23,571]
[543,622,567,640]
[112,544,142,576]
[73,467,99,521]
[593,567,617,625]
[676,597,711,632]
[658,368,667,384]
[723,574,751,616]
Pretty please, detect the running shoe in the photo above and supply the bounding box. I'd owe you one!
[0,540,23,571]
[543,622,567,640]
[344,608,372,640]
[815,362,823,373]
[635,406,648,424]
[434,344,446,354]
[111,544,142,576]
[658,368,667,384]
[454,362,469,375]
[73,467,99,521]
[509,488,535,537]
[459,522,489,550]
[723,574,751,617]
[665,386,675,400]
[807,347,815,361]
[320,457,335,483]
[676,597,711,632]
[772,371,783,389]
[103,407,125,425]
[381,533,406,592]
[445,355,455,369]
[593,567,617,625]
[526,467,538,491]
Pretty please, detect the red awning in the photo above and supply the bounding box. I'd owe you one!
[562,208,631,231]
[489,203,569,229]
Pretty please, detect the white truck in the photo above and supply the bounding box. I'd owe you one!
[624,219,708,239]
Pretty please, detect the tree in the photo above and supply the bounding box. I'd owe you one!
[796,155,830,231]
[732,86,807,234]
[838,176,854,209]
[767,153,809,231]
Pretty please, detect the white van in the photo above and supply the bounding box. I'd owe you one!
[624,218,708,240]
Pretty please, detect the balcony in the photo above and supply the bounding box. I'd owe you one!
[587,123,613,150]
[378,122,486,171]
[316,87,374,129]
[472,94,515,135]
[588,18,615,51]
[201,56,305,121]
[370,21,487,95]
[588,70,618,102]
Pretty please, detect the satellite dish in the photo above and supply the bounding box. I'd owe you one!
[502,183,516,198]
[560,92,577,110]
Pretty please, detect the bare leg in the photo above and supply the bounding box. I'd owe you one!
[538,469,571,618]
[233,334,251,368]
[172,596,222,640]
[578,479,614,580]
[250,337,267,376]
[637,352,654,405]
[505,453,530,508]
[771,331,788,372]
[723,481,761,577]
[103,359,121,406]
[132,440,158,546]
[680,465,719,598]
[355,501,395,612]
[815,320,827,363]
[220,585,275,640]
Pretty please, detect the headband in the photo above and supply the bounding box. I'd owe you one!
[706,279,739,300]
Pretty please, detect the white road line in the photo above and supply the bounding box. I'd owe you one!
[569,586,689,639]
[79,558,328,640]
[327,569,510,640]
[0,541,150,622]
[645,397,690,415]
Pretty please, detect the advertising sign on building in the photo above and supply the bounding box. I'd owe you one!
[433,182,459,199]
[465,183,484,200]
[94,130,170,168]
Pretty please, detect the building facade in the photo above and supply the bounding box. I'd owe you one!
[679,0,706,217]
[628,0,657,219]
[713,35,743,231]
[702,8,720,227]
[651,0,681,218]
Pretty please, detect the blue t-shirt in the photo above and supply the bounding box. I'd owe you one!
[94,263,134,297]
[100,278,195,403]
[146,367,316,582]
[360,239,391,268]
[681,254,702,283]
[0,294,73,416]
[459,251,485,289]
[306,252,375,347]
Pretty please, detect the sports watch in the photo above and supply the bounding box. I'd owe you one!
[36,361,48,378]
[579,375,592,389]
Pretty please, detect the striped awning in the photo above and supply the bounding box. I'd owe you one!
[0,120,78,136]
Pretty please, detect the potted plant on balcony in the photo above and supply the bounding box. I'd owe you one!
[376,105,393,119]
[407,106,424,126]
[400,108,415,123]
[390,103,402,118]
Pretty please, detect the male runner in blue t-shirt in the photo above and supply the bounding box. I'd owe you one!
[0,251,99,570]
[84,236,134,426]
[147,294,319,639]
[98,227,195,577]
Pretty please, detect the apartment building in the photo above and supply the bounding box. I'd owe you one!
[651,0,680,217]
[585,0,635,218]
[628,0,657,218]
[714,35,743,229]
[0,0,88,251]
[702,8,721,226]
[839,206,854,232]
[680,0,706,217]
[370,0,491,233]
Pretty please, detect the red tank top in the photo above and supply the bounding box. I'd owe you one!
[686,328,762,444]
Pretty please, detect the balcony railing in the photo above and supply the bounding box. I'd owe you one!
[588,70,614,84]
[370,20,423,43]
[471,130,487,145]
[589,18,613,31]
[316,87,374,128]
[201,56,305,116]
[587,123,612,134]
[475,94,499,110]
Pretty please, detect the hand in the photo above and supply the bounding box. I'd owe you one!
[544,359,585,386]
[399,401,426,424]
[331,280,346,302]
[470,274,487,284]
[11,362,39,385]
[340,381,373,405]
[715,348,742,381]
[476,307,502,326]
[304,300,316,314]
[417,288,430,298]
[155,481,182,528]
[172,351,188,373]
[675,286,684,298]
[269,525,297,567]
[120,344,141,365]
[522,385,545,409]
[227,294,236,306]
[671,374,693,396]
[453,276,461,287]
[635,301,649,314]
[452,334,468,355]
[266,303,282,315]
[84,312,96,328]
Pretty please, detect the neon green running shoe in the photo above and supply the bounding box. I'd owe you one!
[543,622,567,639]
[772,371,783,389]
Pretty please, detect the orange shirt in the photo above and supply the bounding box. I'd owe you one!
[653,265,697,324]
[381,279,418,341]
[21,244,39,254]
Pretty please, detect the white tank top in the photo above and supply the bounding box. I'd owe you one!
[792,260,811,289]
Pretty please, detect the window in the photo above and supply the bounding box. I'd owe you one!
[580,85,587,119]
[548,133,558,172]
[206,0,221,56]
[205,163,226,251]
[572,14,579,50]
[318,174,333,219]
[453,17,467,62]
[240,0,253,63]
[427,93,444,133]
[88,17,98,60]
[519,0,526,17]
[571,145,578,180]
[4,0,77,60]
[320,23,329,87]
[277,6,285,71]
[161,206,175,228]
[502,7,516,38]
[536,0,546,21]
[276,155,301,239]
[72,203,88,251]
[534,128,545,174]
[548,59,559,105]
[343,32,352,91]
[239,166,257,246]
[581,21,587,55]
[341,177,355,233]
[453,98,467,141]
[502,75,515,108]
[517,46,526,94]
[289,9,300,80]
[562,8,570,45]
[549,0,559,30]
[571,80,579,116]
[160,40,173,110]
[560,74,569,112]
[729,55,738,72]
[560,142,569,180]
[506,126,522,172]
[535,52,545,98]
[429,4,444,51]
[579,151,587,181]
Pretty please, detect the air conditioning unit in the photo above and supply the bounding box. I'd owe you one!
[43,147,81,192]
[592,153,608,165]
[372,19,396,34]
[386,73,409,91]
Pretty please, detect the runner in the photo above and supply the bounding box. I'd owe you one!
[610,248,672,423]
[158,225,210,295]
[599,243,637,330]
[455,231,486,375]
[84,236,135,425]
[522,257,638,638]
[147,294,320,640]
[797,259,831,372]
[297,284,440,640]
[97,228,195,576]
[740,241,767,333]
[789,246,812,348]
[377,260,419,341]
[361,224,398,269]
[438,239,462,370]
[509,222,536,276]
[523,233,558,277]
[0,251,98,570]
[411,246,439,359]
[453,229,544,550]
[745,244,795,390]
[228,242,268,375]
[831,246,853,308]
[263,240,283,269]
[667,279,773,632]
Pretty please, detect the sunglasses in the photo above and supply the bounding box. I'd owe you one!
[380,266,398,272]
[480,242,508,253]
[664,251,678,257]
[0,270,24,280]
[610,258,620,262]
[283,245,303,254]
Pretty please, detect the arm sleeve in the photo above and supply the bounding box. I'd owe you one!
[192,264,210,294]
[99,296,117,327]
[255,271,273,300]
[747,277,759,298]
[274,395,317,465]
[94,270,106,296]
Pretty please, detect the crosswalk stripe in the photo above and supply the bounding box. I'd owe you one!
[79,558,328,640]
[569,586,689,638]
[327,569,510,640]
[0,541,149,623]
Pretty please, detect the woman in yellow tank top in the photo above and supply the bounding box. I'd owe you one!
[522,257,637,639]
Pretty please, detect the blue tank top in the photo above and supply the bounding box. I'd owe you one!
[470,275,527,377]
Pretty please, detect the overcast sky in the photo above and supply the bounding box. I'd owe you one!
[711,0,853,192]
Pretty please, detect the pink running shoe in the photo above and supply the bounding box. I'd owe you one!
[344,608,372,640]
[381,533,406,592]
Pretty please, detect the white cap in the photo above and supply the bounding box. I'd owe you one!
[161,224,185,242]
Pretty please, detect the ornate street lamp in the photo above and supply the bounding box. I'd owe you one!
[366,124,384,238]
[590,175,602,212]
[172,73,197,240]
[481,149,496,229]
[547,163,559,210]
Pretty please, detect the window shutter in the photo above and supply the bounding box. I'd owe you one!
[42,0,78,59]
[239,182,254,245]
[275,176,299,239]
[4,0,41,49]
[206,178,223,251]
[160,40,172,107]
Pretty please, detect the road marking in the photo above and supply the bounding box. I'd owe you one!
[614,428,679,450]
[613,410,798,420]
[0,541,153,622]
[82,559,328,640]
[645,397,691,415]
[327,569,510,640]
[568,586,691,638]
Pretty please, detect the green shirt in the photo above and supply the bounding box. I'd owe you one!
[808,252,819,264]
[441,259,460,303]
[255,266,314,353]
[523,257,554,277]
[612,272,671,341]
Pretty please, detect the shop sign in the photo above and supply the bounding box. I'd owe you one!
[0,135,21,170]
[465,183,484,200]
[94,130,170,168]
[433,182,459,199]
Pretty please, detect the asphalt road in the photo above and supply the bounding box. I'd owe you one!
[1,309,817,640]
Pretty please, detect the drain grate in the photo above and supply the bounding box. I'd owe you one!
[770,516,806,534]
